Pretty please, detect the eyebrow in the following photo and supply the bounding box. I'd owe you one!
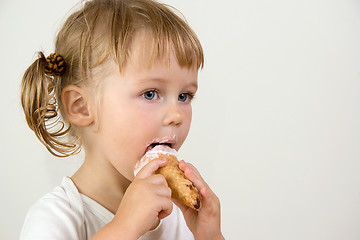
[136,77,167,84]
[136,77,198,89]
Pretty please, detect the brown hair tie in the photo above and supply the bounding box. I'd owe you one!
[44,53,66,76]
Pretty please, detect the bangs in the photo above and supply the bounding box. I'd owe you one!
[145,15,204,70]
[95,0,204,72]
[131,3,204,70]
[60,0,204,82]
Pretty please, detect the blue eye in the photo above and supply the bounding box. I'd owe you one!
[142,90,158,100]
[178,93,193,102]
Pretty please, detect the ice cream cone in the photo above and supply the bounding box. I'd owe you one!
[135,145,201,210]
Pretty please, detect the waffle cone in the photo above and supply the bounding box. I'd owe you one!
[135,146,201,210]
[155,153,200,210]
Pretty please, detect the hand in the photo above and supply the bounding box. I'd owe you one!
[174,160,225,240]
[111,159,173,239]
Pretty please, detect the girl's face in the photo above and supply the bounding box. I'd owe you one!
[90,46,198,181]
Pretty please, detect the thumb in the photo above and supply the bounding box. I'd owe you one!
[135,158,168,179]
[172,198,197,217]
[172,198,187,213]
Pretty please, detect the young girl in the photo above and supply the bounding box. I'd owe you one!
[20,0,224,239]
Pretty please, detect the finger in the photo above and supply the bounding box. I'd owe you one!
[179,161,218,211]
[179,160,202,181]
[158,199,173,219]
[148,174,168,185]
[172,198,190,214]
[179,160,207,192]
[136,158,168,179]
[180,161,202,179]
[150,176,172,198]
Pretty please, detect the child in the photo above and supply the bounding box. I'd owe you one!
[20,0,224,239]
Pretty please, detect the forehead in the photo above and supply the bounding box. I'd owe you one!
[126,30,172,71]
[122,31,197,79]
[124,52,198,88]
[96,30,199,91]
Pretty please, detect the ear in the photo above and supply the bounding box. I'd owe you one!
[62,85,94,127]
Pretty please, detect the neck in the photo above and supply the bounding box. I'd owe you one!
[71,155,131,214]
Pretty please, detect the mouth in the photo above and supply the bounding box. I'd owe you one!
[145,135,177,154]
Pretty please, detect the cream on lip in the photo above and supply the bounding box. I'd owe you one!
[145,134,177,151]
[139,135,178,169]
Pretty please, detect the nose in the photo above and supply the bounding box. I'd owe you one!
[162,101,184,127]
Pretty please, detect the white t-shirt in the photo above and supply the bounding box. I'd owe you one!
[20,177,194,240]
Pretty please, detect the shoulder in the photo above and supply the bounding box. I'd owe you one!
[20,177,86,240]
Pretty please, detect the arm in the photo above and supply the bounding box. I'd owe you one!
[91,159,173,239]
[90,221,137,240]
[175,160,225,240]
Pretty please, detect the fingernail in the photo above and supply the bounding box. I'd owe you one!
[180,160,186,167]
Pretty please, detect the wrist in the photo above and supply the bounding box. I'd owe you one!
[91,220,139,240]
[110,218,141,240]
[195,231,225,240]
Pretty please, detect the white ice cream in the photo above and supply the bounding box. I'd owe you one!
[134,145,178,176]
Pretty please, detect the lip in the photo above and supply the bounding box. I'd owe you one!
[144,135,177,154]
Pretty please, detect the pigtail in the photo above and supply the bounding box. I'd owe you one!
[20,52,81,157]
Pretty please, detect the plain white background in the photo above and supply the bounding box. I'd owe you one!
[1,0,360,239]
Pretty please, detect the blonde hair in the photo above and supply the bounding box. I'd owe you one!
[21,0,204,157]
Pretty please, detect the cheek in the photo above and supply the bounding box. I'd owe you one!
[129,103,160,128]
[115,103,161,151]
[181,105,193,135]
[183,105,193,124]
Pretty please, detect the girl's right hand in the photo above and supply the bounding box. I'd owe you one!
[111,159,173,239]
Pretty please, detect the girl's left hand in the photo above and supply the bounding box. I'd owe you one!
[174,160,225,240]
